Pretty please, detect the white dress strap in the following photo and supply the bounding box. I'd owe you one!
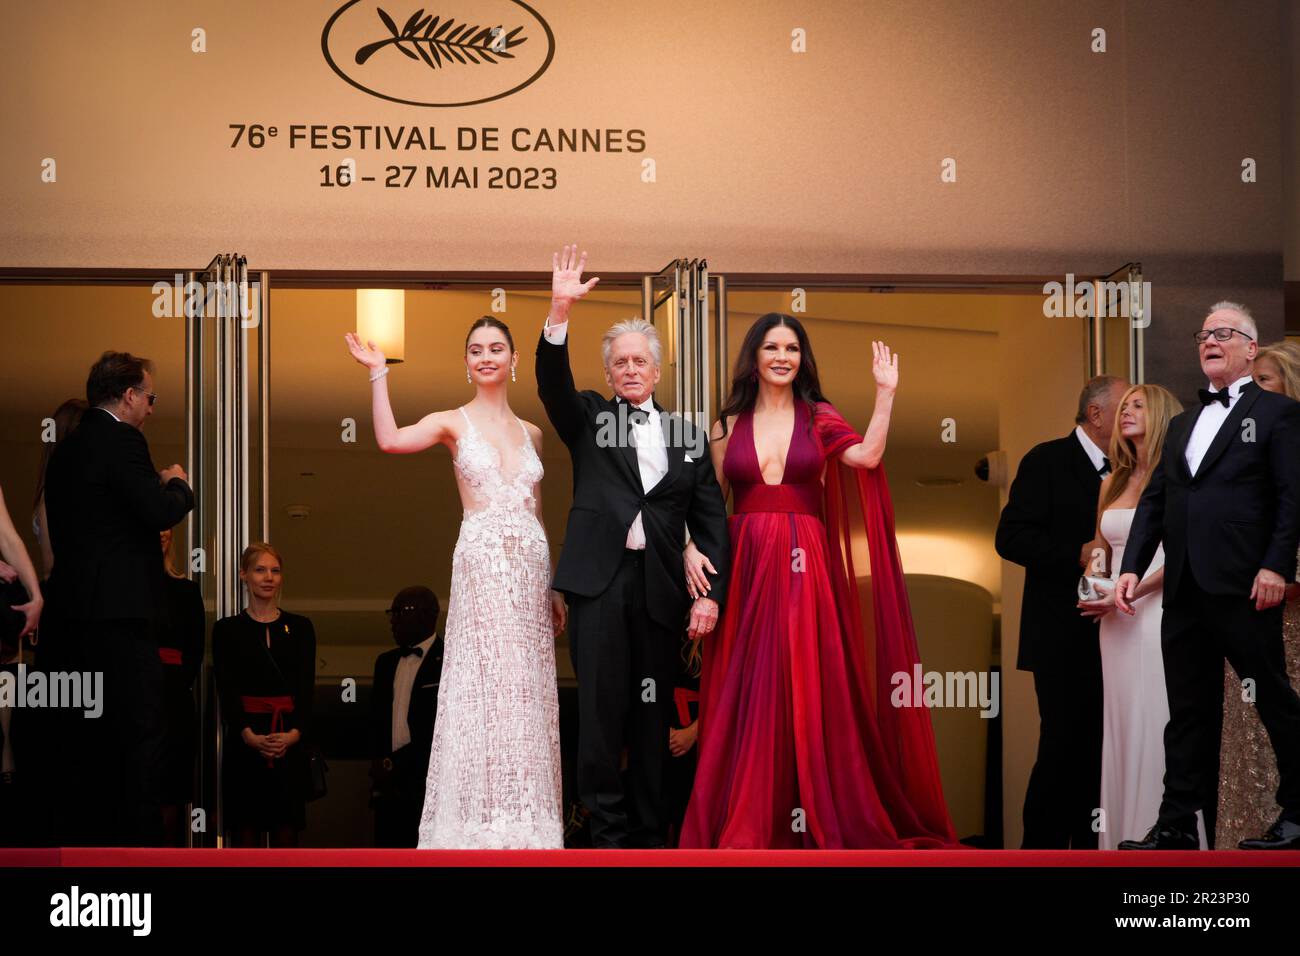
[457,406,472,428]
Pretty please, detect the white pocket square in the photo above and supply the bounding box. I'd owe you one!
[684,453,696,462]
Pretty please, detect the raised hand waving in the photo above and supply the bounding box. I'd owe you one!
[551,244,600,305]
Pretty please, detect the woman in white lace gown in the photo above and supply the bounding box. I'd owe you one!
[1077,383,1205,849]
[345,318,565,848]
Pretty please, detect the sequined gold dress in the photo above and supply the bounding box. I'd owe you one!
[1216,553,1300,847]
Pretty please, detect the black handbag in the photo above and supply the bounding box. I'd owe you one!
[305,749,329,803]
[254,617,328,802]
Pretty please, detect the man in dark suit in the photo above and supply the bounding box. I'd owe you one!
[369,585,443,848]
[997,374,1128,848]
[1116,302,1300,850]
[536,245,730,848]
[43,351,194,846]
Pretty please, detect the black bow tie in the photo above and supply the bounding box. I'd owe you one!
[398,645,423,658]
[617,397,651,426]
[1198,388,1231,408]
[1098,457,1111,477]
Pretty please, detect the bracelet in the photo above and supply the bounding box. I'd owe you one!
[369,366,389,383]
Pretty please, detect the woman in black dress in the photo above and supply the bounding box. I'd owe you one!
[156,527,205,846]
[212,543,316,847]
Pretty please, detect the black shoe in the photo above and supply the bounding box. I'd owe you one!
[1238,816,1300,850]
[561,802,593,849]
[1117,824,1199,850]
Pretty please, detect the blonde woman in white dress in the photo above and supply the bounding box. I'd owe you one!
[1077,383,1205,849]
[345,317,565,848]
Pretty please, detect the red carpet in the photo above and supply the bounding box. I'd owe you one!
[2,848,1298,867]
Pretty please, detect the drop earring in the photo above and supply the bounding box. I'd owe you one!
[466,369,471,383]
[511,364,517,383]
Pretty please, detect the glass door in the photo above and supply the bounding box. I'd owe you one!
[642,258,726,430]
[642,260,687,416]
[185,253,269,846]
[1090,262,1145,384]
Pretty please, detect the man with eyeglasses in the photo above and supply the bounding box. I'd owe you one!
[1116,302,1300,850]
[42,350,194,847]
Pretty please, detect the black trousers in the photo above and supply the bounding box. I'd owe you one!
[1158,555,1300,838]
[65,618,166,847]
[1021,629,1103,849]
[372,746,429,848]
[568,550,677,848]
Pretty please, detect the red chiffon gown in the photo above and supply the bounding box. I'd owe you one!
[679,401,958,848]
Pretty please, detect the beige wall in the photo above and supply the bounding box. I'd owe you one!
[3,1,1289,407]
[0,1,1285,285]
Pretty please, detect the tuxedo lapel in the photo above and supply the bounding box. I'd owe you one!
[608,396,645,489]
[1165,412,1194,481]
[415,645,442,686]
[646,404,684,497]
[1193,381,1261,478]
[1064,432,1101,495]
[378,651,397,690]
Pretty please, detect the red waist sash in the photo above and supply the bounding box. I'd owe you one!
[674,687,699,727]
[732,482,821,516]
[241,694,295,767]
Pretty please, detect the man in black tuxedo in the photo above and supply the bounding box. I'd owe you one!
[536,245,730,848]
[1117,303,1300,850]
[44,351,194,846]
[369,586,443,848]
[997,374,1128,848]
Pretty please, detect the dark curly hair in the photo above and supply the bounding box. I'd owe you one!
[716,313,827,437]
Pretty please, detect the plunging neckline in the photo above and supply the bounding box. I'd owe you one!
[750,404,798,486]
[457,406,533,484]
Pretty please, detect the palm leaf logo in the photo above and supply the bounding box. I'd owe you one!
[354,7,527,68]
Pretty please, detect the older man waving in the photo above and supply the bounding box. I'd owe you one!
[536,245,730,849]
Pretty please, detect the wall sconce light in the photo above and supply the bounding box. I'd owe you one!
[356,289,405,363]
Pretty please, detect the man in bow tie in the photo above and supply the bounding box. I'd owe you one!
[1116,302,1300,850]
[536,245,730,849]
[369,585,443,847]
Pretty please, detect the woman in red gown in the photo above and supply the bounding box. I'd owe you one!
[678,313,958,849]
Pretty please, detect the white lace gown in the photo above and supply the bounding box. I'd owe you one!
[416,408,563,848]
[1098,507,1206,849]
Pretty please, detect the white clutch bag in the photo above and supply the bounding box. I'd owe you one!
[1077,575,1113,602]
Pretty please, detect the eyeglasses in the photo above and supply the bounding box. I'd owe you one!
[132,386,157,406]
[1193,328,1254,345]
[385,605,419,617]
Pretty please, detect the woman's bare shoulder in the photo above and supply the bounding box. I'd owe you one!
[520,418,545,447]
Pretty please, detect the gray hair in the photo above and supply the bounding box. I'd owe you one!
[1206,300,1258,340]
[1075,375,1126,425]
[601,318,662,367]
